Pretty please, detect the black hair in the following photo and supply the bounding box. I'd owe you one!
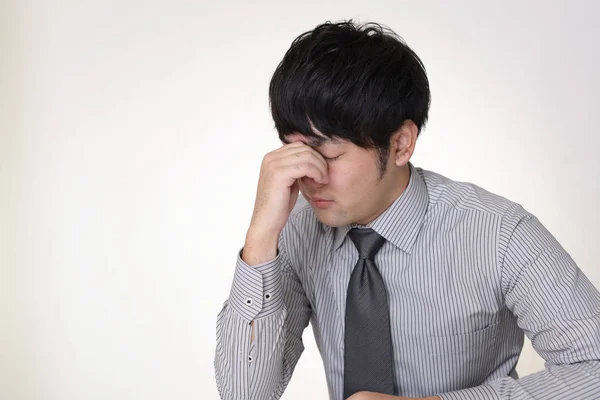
[269,20,431,178]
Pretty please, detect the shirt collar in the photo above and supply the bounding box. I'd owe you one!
[332,162,429,254]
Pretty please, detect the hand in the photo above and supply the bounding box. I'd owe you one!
[248,140,329,238]
[242,141,329,266]
[346,392,441,400]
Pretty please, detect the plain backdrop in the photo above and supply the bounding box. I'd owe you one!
[1,1,599,399]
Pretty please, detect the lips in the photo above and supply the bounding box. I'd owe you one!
[307,195,334,210]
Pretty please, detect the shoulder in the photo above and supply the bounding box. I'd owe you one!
[417,166,529,220]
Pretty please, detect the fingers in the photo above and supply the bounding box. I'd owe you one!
[264,141,329,184]
[285,159,329,184]
[274,141,328,171]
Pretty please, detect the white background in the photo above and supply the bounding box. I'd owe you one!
[1,1,599,399]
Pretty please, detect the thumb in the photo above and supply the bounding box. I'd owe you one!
[288,180,300,212]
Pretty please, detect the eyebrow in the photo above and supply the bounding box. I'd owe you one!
[282,136,341,147]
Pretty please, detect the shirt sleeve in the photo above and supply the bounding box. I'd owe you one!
[214,226,312,400]
[439,204,600,400]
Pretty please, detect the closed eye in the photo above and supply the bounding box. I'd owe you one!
[324,155,341,162]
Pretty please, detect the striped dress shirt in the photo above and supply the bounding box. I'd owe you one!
[215,162,600,400]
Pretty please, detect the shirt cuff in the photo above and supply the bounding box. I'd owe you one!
[438,384,500,400]
[228,246,283,322]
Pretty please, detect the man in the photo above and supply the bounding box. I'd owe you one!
[214,20,600,400]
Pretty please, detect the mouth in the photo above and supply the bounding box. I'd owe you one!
[308,195,334,208]
[310,196,331,202]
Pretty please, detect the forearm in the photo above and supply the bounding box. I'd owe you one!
[215,303,292,400]
[242,228,279,267]
[215,242,310,399]
[492,360,600,399]
[438,360,600,400]
[214,302,254,399]
[347,391,440,400]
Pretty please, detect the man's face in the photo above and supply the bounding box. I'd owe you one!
[283,131,403,227]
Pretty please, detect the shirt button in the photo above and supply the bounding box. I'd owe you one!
[245,297,253,306]
[248,355,253,362]
[264,293,272,300]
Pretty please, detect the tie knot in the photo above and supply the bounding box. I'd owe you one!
[348,228,386,261]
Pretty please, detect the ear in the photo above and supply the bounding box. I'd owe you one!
[391,120,418,167]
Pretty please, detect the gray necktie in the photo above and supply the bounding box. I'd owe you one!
[344,228,396,398]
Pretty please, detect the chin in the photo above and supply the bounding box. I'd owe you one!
[314,213,348,228]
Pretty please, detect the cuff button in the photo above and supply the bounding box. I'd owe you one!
[264,293,272,300]
[245,298,253,306]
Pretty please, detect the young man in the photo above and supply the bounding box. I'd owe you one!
[214,21,600,400]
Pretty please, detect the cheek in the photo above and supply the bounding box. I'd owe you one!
[330,163,372,192]
[326,165,350,188]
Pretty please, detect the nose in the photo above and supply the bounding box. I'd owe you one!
[300,176,325,188]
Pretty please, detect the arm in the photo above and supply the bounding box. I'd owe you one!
[438,205,600,400]
[347,392,440,400]
[214,227,312,400]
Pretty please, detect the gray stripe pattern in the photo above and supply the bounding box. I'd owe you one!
[215,162,600,400]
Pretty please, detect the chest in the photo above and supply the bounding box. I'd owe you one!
[302,229,504,338]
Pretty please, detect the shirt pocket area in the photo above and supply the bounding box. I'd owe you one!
[401,321,502,395]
